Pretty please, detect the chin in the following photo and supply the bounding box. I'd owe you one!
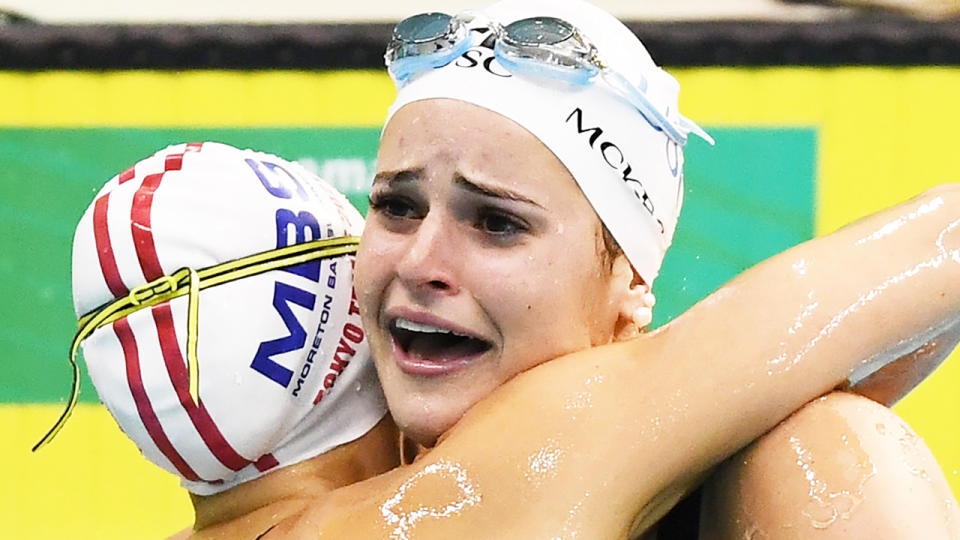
[378,356,499,449]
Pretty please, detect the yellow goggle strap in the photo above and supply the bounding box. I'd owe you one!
[186,268,201,404]
[32,236,360,452]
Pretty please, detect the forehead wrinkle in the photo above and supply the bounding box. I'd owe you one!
[453,174,545,209]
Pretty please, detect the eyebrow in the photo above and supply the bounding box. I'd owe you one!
[372,168,544,209]
[372,169,421,187]
[454,175,544,209]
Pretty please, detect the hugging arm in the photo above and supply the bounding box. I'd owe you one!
[697,205,960,540]
[278,184,960,539]
[621,183,960,536]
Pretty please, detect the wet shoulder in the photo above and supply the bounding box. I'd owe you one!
[700,391,960,539]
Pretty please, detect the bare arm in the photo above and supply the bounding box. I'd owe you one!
[281,184,960,538]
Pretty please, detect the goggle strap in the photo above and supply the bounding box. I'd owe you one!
[601,70,687,146]
[71,237,359,331]
[31,340,83,452]
[187,268,201,406]
[390,36,473,85]
[32,236,359,452]
[678,115,716,146]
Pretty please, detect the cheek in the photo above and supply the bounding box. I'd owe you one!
[355,232,394,320]
[357,222,401,274]
[465,251,545,311]
[353,250,374,308]
[488,261,586,338]
[497,239,615,349]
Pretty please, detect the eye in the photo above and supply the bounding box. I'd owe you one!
[476,208,528,237]
[369,193,421,220]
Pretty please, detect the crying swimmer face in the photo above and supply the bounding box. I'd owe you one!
[355,98,639,447]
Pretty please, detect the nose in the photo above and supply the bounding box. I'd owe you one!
[395,212,460,297]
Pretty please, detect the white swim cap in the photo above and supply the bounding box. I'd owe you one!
[71,142,387,495]
[387,0,711,285]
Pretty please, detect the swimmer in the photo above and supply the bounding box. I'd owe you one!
[59,142,399,536]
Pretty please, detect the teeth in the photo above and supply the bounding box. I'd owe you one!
[394,318,468,337]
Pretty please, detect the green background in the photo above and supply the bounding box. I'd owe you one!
[0,127,815,403]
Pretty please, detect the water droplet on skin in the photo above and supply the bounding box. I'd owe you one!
[896,421,930,479]
[564,391,592,412]
[768,299,820,371]
[525,439,564,486]
[875,422,886,435]
[556,492,589,539]
[379,460,481,540]
[355,383,363,393]
[792,258,808,276]
[772,245,960,385]
[789,406,877,530]
[803,499,839,529]
[855,197,946,246]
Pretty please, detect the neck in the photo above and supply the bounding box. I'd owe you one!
[191,415,399,533]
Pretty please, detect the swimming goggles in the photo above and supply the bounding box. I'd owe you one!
[32,236,359,451]
[385,12,713,146]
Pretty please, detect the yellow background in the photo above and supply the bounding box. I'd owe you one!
[2,68,958,538]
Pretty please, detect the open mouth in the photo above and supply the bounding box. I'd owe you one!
[389,317,492,363]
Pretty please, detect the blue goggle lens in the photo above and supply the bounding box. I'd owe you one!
[394,12,453,43]
[503,17,573,47]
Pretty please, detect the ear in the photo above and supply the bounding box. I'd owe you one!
[609,255,655,341]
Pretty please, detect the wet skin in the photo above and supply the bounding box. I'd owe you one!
[256,98,960,537]
[702,392,960,539]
